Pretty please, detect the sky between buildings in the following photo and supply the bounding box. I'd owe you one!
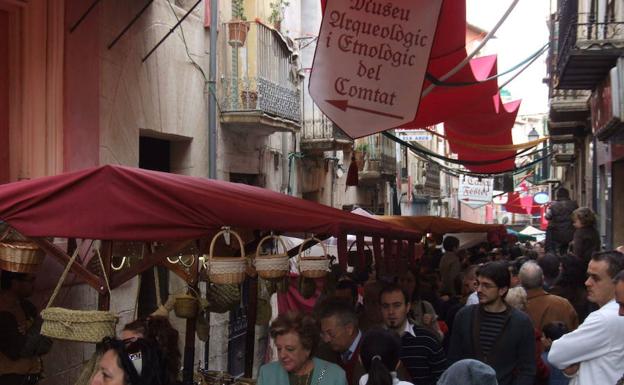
[466,0,551,116]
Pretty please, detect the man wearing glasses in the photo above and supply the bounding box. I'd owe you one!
[0,271,52,385]
[448,261,536,385]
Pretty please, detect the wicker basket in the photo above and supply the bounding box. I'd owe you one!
[41,307,117,343]
[254,235,289,280]
[206,283,240,313]
[174,292,199,319]
[298,237,329,278]
[207,229,247,285]
[41,247,118,343]
[0,241,45,273]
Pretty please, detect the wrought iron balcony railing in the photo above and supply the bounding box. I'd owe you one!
[219,21,300,124]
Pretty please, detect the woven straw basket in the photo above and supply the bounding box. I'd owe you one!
[254,235,289,280]
[207,229,247,285]
[41,247,117,343]
[41,307,117,343]
[0,241,45,273]
[174,287,200,319]
[298,237,329,278]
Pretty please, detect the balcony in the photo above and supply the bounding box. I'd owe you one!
[300,96,353,154]
[555,0,624,89]
[549,89,591,122]
[219,21,300,135]
[354,132,397,186]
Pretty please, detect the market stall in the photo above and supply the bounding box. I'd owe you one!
[0,165,422,384]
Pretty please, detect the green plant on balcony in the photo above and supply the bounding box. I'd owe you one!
[268,0,289,30]
[229,0,249,47]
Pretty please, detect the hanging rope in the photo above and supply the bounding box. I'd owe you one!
[417,126,549,151]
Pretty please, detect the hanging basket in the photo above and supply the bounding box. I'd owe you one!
[207,229,247,285]
[0,241,45,273]
[254,235,289,280]
[41,247,118,343]
[174,287,200,319]
[347,241,373,270]
[228,20,249,47]
[41,308,117,343]
[206,283,240,313]
[298,237,329,279]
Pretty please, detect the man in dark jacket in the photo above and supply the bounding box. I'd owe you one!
[448,261,536,385]
[545,187,578,255]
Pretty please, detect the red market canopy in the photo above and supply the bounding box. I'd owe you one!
[504,192,541,215]
[373,215,505,236]
[0,165,421,241]
[401,52,500,130]
[444,98,521,173]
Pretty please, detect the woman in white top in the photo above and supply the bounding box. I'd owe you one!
[358,328,414,385]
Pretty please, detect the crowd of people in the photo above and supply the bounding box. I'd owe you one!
[1,187,623,385]
[256,242,624,385]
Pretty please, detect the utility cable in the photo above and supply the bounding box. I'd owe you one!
[421,0,520,97]
[425,43,549,87]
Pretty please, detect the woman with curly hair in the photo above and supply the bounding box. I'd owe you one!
[571,207,601,265]
[121,316,181,385]
[258,311,346,385]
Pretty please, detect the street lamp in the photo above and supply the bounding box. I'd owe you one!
[527,127,540,142]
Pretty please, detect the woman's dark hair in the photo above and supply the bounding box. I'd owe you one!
[542,321,569,341]
[0,271,29,290]
[269,311,319,353]
[123,316,180,385]
[556,254,587,288]
[96,337,166,385]
[360,328,401,385]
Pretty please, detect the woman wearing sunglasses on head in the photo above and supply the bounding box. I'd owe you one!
[90,337,167,385]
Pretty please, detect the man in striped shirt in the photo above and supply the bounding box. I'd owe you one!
[448,261,536,385]
[380,284,446,385]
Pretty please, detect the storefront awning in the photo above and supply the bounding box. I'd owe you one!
[0,165,421,241]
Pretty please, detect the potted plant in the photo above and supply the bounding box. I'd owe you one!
[228,0,249,47]
[268,0,289,31]
[354,142,368,172]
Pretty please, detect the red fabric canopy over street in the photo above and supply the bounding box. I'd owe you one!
[444,98,521,173]
[374,215,505,236]
[0,165,421,241]
[504,192,541,215]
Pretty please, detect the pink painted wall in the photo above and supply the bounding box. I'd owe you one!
[63,0,100,171]
[0,11,8,183]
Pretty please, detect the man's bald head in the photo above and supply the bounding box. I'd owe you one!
[519,261,544,290]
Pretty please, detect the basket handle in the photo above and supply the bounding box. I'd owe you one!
[297,237,328,261]
[255,235,287,259]
[46,245,81,309]
[348,240,373,252]
[208,228,246,263]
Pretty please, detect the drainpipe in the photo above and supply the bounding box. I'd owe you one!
[208,0,218,179]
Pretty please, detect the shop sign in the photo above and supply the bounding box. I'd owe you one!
[396,129,432,141]
[533,192,550,205]
[458,175,493,209]
[309,0,442,138]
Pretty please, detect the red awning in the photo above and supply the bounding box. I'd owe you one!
[504,192,541,215]
[0,165,420,241]
[402,53,499,129]
[374,215,505,236]
[444,98,521,173]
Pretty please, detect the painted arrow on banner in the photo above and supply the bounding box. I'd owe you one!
[326,100,405,120]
